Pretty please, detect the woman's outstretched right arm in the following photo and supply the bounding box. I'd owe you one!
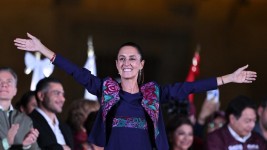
[14,33,55,62]
[14,33,102,97]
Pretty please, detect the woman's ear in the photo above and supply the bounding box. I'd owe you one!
[115,60,121,75]
[141,60,145,69]
[115,60,119,68]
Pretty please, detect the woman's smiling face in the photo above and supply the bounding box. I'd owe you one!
[173,124,193,150]
[116,46,144,81]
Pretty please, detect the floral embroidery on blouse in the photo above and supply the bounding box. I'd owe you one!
[112,117,148,130]
[101,78,120,121]
[101,78,160,138]
[141,82,160,138]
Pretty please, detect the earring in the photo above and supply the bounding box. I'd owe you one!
[138,69,143,84]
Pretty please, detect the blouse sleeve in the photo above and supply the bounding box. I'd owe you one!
[53,54,102,97]
[160,77,217,103]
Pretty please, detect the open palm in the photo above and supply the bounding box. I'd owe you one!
[232,65,257,83]
[14,33,44,52]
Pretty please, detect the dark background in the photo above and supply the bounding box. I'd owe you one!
[1,0,266,120]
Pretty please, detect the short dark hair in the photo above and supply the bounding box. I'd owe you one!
[167,116,193,148]
[167,116,193,134]
[226,95,256,123]
[35,77,62,103]
[15,91,35,110]
[0,67,18,85]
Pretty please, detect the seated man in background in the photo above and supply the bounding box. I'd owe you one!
[253,97,267,141]
[0,67,39,150]
[29,77,73,150]
[206,95,266,150]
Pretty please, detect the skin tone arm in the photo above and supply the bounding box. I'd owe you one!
[198,99,218,125]
[14,33,257,84]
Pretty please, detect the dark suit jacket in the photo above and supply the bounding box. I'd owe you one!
[29,109,74,150]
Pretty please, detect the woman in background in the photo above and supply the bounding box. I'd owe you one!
[168,117,194,150]
[15,90,37,114]
[67,99,100,150]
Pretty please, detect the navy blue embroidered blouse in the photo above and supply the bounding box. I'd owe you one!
[54,54,217,150]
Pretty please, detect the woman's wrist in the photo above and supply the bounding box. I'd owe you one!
[218,74,232,85]
[50,53,56,63]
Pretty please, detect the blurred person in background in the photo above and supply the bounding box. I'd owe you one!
[15,90,37,115]
[206,95,266,150]
[0,67,39,150]
[195,89,226,137]
[29,77,74,150]
[206,111,226,134]
[67,99,100,150]
[253,97,267,141]
[168,117,194,150]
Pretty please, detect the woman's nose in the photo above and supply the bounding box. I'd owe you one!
[123,59,130,65]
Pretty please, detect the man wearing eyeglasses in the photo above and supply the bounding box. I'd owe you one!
[29,77,73,150]
[0,67,39,150]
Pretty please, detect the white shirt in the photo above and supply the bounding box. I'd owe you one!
[0,104,14,117]
[36,108,66,145]
[228,125,251,143]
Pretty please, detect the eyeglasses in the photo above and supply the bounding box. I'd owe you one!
[208,122,224,129]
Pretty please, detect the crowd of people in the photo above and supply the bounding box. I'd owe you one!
[0,33,265,150]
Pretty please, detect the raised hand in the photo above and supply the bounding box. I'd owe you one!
[231,65,257,83]
[198,100,219,125]
[14,33,55,60]
[218,65,257,85]
[14,33,45,52]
